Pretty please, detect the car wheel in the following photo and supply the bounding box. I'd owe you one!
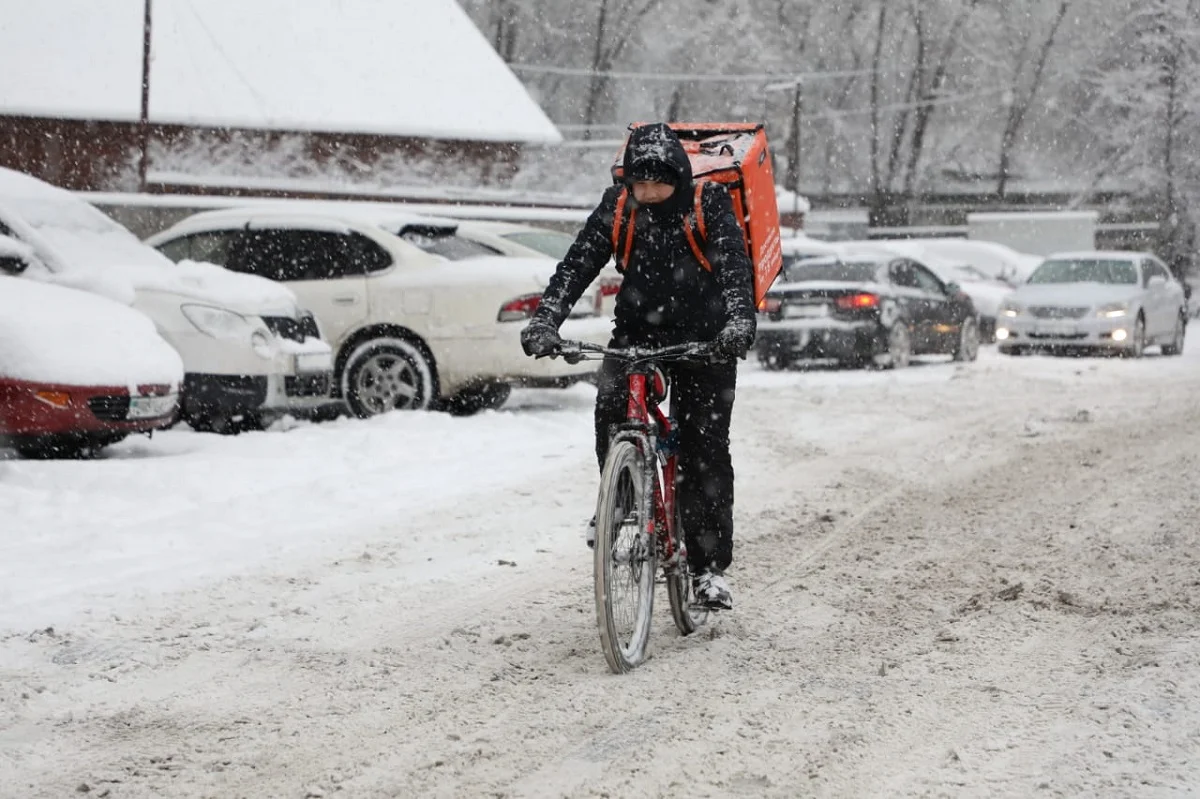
[875,322,911,369]
[1161,312,1186,356]
[442,382,512,416]
[1122,315,1146,359]
[758,350,793,371]
[953,316,980,362]
[342,337,436,418]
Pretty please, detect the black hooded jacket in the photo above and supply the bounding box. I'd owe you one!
[531,123,757,348]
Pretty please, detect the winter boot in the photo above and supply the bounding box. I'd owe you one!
[693,568,733,611]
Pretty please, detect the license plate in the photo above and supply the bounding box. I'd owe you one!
[1035,321,1077,336]
[783,303,828,319]
[128,393,177,419]
[295,351,333,373]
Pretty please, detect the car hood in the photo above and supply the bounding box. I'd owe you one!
[953,282,1012,315]
[1010,283,1141,308]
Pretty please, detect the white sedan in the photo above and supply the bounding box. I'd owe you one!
[452,220,622,318]
[145,206,610,416]
[996,251,1188,357]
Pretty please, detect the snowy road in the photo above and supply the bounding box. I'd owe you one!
[3,344,1200,797]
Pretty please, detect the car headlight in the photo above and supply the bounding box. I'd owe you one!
[181,304,259,339]
[998,302,1021,317]
[1096,302,1128,318]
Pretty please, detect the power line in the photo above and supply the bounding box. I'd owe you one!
[508,63,876,83]
[552,87,1010,135]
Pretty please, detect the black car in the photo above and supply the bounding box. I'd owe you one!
[754,253,980,369]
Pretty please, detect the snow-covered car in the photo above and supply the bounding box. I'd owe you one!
[839,239,1012,343]
[997,251,1187,357]
[144,205,612,416]
[908,238,1043,285]
[0,168,335,433]
[0,275,183,458]
[451,219,623,318]
[755,252,980,369]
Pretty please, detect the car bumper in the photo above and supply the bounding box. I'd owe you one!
[0,378,178,439]
[755,318,880,361]
[996,316,1134,350]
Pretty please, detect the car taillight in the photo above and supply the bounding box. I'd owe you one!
[758,297,782,313]
[835,293,879,310]
[598,277,622,297]
[498,293,541,322]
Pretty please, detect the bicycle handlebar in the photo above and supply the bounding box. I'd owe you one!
[539,339,728,366]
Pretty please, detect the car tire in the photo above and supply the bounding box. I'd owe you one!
[875,322,911,369]
[1161,312,1186,356]
[1122,314,1147,359]
[442,382,512,416]
[953,316,980,362]
[342,337,436,418]
[758,350,793,371]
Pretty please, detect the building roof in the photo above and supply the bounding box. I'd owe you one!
[0,0,561,145]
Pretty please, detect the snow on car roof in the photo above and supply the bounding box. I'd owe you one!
[0,274,183,387]
[157,203,465,237]
[1043,250,1148,261]
[0,0,561,144]
[0,168,299,313]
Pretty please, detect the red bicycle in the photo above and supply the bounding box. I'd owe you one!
[545,339,724,673]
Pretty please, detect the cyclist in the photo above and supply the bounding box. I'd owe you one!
[520,122,756,611]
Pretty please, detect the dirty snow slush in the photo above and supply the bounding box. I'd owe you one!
[2,345,1199,797]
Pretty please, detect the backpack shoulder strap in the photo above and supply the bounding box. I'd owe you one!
[683,182,713,272]
[611,187,636,272]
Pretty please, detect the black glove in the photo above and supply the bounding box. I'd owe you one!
[714,324,753,360]
[521,321,562,357]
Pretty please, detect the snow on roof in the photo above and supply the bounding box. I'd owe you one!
[160,202,465,236]
[1043,250,1148,261]
[0,0,562,145]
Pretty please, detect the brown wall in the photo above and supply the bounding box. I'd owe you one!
[0,115,524,192]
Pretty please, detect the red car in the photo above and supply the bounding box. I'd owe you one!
[0,275,184,458]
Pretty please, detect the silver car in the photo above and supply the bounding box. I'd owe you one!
[996,251,1187,357]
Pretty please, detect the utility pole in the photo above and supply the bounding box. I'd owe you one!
[788,80,803,215]
[138,0,152,192]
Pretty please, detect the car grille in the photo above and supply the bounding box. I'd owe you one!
[1028,306,1088,319]
[1028,332,1088,340]
[88,395,130,422]
[285,373,331,397]
[262,313,321,343]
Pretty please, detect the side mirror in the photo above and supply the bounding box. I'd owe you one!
[1148,275,1167,289]
[945,281,962,296]
[0,255,28,275]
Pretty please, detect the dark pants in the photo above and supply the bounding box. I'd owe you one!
[594,354,738,574]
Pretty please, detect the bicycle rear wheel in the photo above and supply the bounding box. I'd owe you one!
[666,513,709,636]
[594,438,656,673]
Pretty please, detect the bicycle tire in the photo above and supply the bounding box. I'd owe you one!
[594,438,656,673]
[666,510,709,635]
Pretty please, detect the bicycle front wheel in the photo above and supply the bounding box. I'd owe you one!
[594,438,656,673]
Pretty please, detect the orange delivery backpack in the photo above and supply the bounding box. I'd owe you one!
[609,122,784,308]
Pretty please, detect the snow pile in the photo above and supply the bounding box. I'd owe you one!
[0,275,183,386]
[0,168,299,314]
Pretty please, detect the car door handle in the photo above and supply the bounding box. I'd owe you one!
[332,296,358,305]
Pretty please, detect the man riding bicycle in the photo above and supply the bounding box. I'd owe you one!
[520,122,757,611]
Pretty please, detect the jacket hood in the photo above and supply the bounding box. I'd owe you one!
[622,123,694,201]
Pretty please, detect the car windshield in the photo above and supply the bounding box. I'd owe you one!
[1029,258,1138,285]
[502,230,576,259]
[398,228,498,261]
[784,259,880,283]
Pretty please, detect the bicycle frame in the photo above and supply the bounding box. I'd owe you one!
[612,363,683,569]
[546,340,719,571]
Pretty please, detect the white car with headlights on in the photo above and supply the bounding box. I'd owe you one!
[0,167,334,433]
[996,251,1187,357]
[145,205,610,416]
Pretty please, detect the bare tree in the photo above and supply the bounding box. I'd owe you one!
[581,0,665,137]
[996,0,1073,198]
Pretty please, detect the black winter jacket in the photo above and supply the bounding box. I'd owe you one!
[531,123,757,348]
